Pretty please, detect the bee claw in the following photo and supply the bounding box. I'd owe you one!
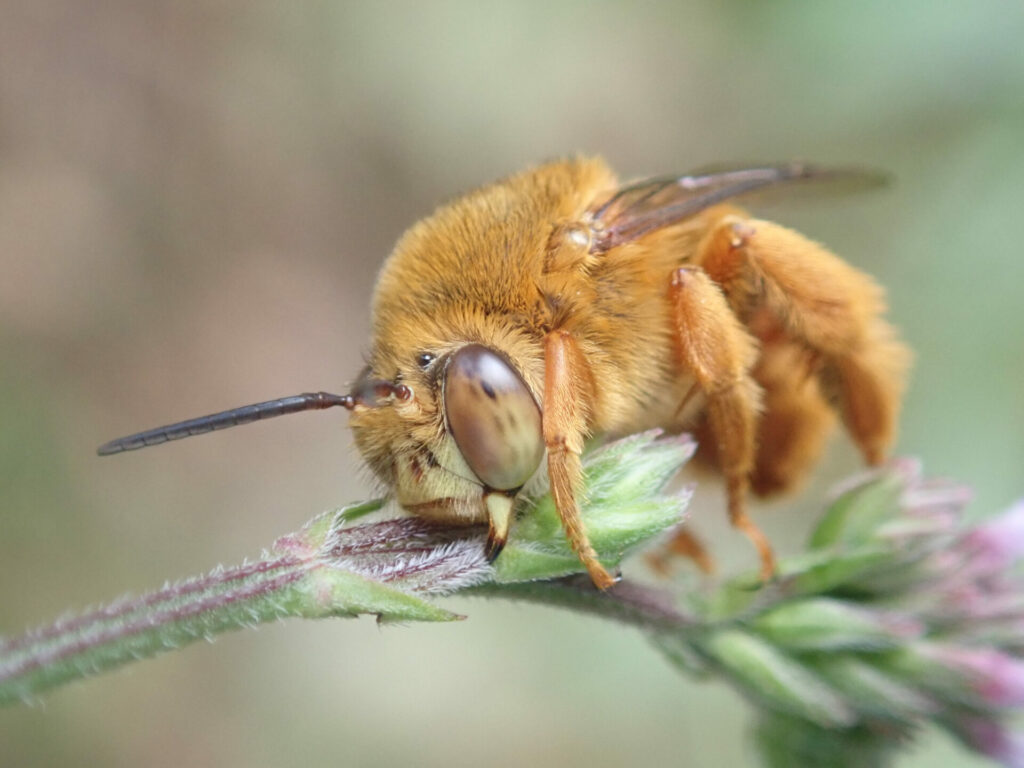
[587,564,618,591]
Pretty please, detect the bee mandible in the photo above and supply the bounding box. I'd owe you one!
[99,158,910,589]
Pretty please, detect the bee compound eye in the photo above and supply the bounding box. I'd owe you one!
[443,344,544,491]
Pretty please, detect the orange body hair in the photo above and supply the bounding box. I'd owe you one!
[350,157,910,586]
[97,156,908,588]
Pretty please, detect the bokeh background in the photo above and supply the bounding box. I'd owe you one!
[2,2,1022,766]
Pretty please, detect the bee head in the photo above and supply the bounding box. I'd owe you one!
[348,342,544,560]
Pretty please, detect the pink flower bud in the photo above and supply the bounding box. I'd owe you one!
[958,500,1024,573]
[928,645,1024,708]
[951,716,1024,768]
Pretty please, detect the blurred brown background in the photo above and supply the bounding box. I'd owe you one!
[1,2,1022,766]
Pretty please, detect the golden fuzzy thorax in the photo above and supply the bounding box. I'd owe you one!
[351,158,691,515]
[348,156,909,586]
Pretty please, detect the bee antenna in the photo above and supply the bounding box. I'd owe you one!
[97,391,353,456]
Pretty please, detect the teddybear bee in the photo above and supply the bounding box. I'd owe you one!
[100,157,909,589]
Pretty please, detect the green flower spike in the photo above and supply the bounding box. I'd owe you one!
[5,433,1024,768]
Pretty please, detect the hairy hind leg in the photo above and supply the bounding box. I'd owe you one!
[751,333,838,496]
[696,215,910,466]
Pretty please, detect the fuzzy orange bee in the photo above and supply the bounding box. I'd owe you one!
[99,158,909,589]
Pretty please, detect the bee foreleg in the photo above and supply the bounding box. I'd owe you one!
[668,267,775,580]
[543,330,617,590]
[696,216,910,465]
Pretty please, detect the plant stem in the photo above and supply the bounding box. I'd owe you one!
[467,575,697,632]
[0,550,455,705]
[0,432,693,705]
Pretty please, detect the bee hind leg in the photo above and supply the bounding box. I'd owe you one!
[695,216,910,466]
[667,267,775,581]
[750,333,838,496]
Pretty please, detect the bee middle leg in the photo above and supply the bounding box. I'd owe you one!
[646,528,715,576]
[667,267,774,580]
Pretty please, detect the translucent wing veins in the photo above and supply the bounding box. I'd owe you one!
[588,163,888,254]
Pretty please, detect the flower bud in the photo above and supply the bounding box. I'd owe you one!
[947,716,1024,768]
[885,644,1024,710]
[753,598,922,652]
[956,500,1024,576]
[809,469,904,550]
[702,630,855,728]
[811,657,937,721]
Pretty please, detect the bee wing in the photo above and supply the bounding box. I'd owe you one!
[588,163,889,253]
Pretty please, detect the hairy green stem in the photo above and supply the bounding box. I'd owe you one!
[0,431,692,706]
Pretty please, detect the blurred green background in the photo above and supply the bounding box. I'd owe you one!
[2,2,1022,766]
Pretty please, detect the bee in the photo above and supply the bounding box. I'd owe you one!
[99,157,909,589]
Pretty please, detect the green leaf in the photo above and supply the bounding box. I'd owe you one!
[755,711,901,768]
[809,472,904,550]
[297,568,462,623]
[780,547,895,595]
